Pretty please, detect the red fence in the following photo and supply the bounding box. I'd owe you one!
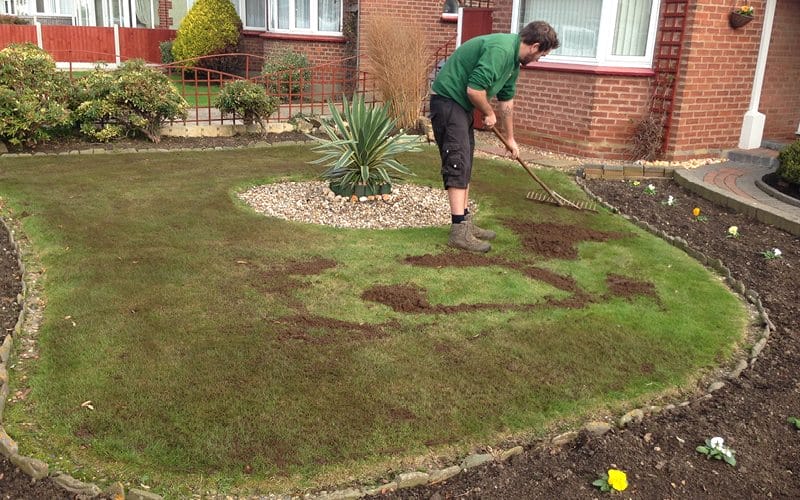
[156,54,379,125]
[0,24,36,45]
[0,24,174,63]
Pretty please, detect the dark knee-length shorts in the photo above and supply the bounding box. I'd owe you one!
[430,95,475,189]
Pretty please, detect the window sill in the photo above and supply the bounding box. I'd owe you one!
[244,31,346,43]
[523,61,654,77]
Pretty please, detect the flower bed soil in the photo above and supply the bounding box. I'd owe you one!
[1,141,799,498]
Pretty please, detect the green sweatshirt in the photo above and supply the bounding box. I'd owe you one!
[431,33,521,112]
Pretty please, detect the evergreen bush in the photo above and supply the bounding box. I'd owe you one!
[777,140,800,185]
[215,80,279,128]
[71,60,187,143]
[160,40,174,64]
[0,43,71,146]
[0,14,29,24]
[171,0,242,65]
[262,50,311,99]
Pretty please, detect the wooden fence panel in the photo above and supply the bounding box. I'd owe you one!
[119,28,175,63]
[42,25,116,62]
[1,25,177,63]
[0,25,37,47]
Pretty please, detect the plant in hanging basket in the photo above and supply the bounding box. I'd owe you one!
[729,4,755,28]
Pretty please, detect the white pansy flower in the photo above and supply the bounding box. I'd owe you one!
[710,437,725,449]
[773,248,782,257]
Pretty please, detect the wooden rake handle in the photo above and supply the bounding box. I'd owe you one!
[489,126,564,205]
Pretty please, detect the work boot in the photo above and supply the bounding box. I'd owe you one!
[465,213,496,240]
[449,222,491,253]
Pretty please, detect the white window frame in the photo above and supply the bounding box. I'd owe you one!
[2,0,16,15]
[230,0,269,31]
[231,0,266,30]
[267,0,343,35]
[510,0,661,68]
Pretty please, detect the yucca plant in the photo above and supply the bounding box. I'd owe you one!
[309,94,421,197]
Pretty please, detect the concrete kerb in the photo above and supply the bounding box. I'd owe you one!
[673,169,800,237]
[0,145,783,499]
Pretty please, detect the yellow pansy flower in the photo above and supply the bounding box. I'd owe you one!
[607,469,628,491]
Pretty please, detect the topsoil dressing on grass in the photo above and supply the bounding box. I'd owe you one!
[1,144,798,498]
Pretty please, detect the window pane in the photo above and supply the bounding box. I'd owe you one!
[519,0,601,58]
[318,0,339,31]
[245,0,265,27]
[135,0,154,27]
[613,0,652,56]
[296,0,309,28]
[275,0,288,28]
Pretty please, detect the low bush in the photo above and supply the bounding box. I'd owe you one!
[160,40,174,64]
[215,80,278,128]
[0,14,29,24]
[777,140,800,185]
[0,43,71,146]
[262,50,311,99]
[71,60,187,143]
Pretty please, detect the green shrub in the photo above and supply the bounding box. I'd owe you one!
[214,80,278,128]
[0,14,30,24]
[160,40,174,64]
[262,50,311,99]
[171,0,241,65]
[71,60,187,143]
[777,140,800,185]
[0,43,71,147]
[310,95,421,196]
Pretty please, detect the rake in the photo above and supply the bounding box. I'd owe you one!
[490,126,596,212]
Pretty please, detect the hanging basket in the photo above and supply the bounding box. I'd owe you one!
[729,11,754,28]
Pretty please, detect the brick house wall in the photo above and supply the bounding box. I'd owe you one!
[761,0,800,140]
[158,0,172,29]
[156,0,797,156]
[162,0,353,69]
[488,0,653,159]
[665,1,763,159]
[357,0,458,69]
[479,0,797,160]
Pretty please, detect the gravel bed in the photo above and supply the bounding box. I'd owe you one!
[238,181,470,229]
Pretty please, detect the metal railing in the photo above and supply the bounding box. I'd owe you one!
[157,53,379,125]
[58,38,459,128]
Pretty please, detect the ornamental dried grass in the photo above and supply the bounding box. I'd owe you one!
[629,112,665,161]
[364,17,430,130]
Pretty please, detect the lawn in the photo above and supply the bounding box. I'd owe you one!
[65,71,221,107]
[168,73,221,107]
[0,145,747,497]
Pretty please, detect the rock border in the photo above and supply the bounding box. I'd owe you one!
[0,155,776,500]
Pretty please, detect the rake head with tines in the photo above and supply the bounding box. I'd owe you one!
[490,126,597,212]
[526,189,598,211]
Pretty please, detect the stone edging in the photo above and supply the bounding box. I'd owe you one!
[0,167,776,500]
